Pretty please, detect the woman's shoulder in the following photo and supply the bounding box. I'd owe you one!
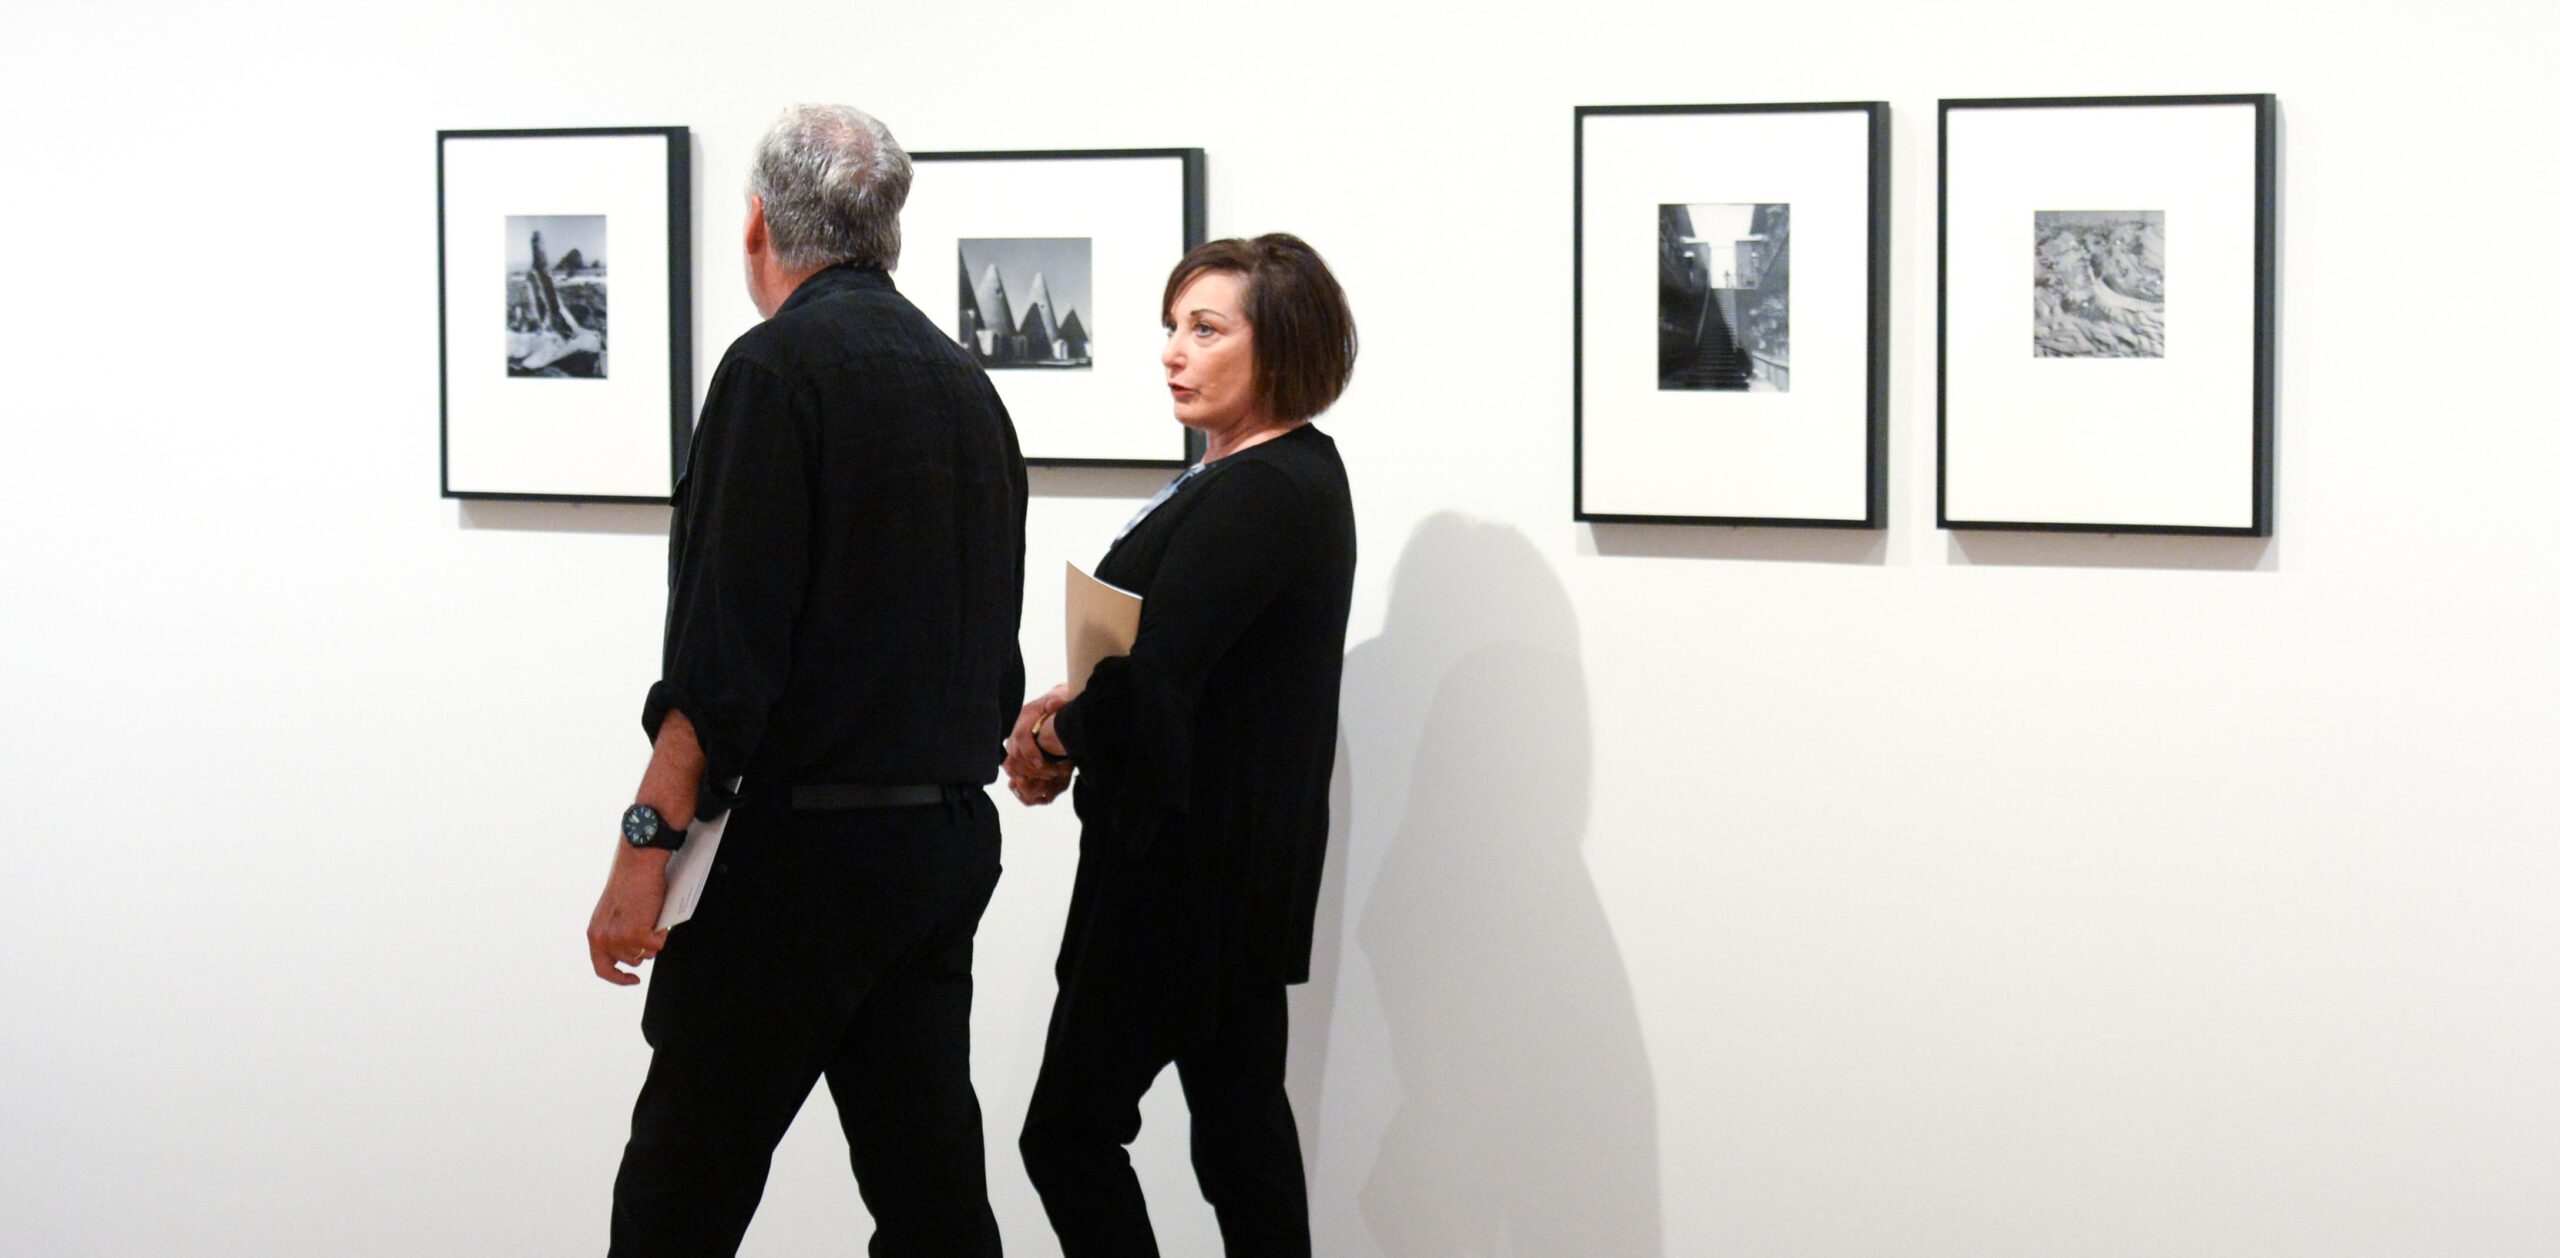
[1179,430,1348,563]
[1217,425,1346,497]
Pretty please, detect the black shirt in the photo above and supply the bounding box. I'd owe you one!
[642,265,1027,799]
[1051,424,1355,987]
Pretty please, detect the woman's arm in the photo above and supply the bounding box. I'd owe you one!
[1047,460,1316,842]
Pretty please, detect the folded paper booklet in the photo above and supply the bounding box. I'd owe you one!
[1065,561,1142,698]
[656,777,743,932]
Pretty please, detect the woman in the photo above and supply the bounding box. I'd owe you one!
[1006,234,1357,1257]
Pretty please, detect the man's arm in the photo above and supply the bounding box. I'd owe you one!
[588,354,810,986]
[586,710,705,985]
[643,357,815,792]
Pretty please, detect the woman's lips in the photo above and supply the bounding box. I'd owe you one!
[1170,384,1196,399]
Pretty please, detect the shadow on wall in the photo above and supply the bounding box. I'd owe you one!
[456,499,671,535]
[1287,729,1354,1183]
[1301,513,1663,1255]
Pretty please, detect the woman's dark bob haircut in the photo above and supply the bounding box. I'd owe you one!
[1161,234,1358,424]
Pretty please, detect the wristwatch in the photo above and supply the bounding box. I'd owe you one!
[621,803,685,851]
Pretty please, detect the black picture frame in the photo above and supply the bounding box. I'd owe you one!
[1574,102,1890,528]
[907,148,1208,468]
[437,126,692,504]
[1937,94,2277,536]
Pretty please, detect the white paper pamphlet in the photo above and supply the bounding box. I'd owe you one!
[656,777,743,932]
[1065,561,1142,698]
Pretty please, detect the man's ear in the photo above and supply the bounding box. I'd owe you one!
[744,194,768,257]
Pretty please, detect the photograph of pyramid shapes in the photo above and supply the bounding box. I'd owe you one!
[1657,203,1788,393]
[2034,210,2164,358]
[958,237,1092,369]
[505,214,608,379]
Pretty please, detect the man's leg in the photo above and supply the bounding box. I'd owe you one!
[609,813,841,1257]
[824,794,1005,1258]
[610,1036,827,1257]
[1175,982,1310,1258]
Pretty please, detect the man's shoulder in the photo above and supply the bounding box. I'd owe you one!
[729,281,977,381]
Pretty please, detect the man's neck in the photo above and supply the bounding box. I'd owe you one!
[754,261,829,319]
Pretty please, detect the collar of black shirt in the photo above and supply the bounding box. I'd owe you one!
[778,263,896,315]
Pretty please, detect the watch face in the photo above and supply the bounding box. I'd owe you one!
[622,805,659,846]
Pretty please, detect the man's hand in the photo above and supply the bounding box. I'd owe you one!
[589,706,700,984]
[587,845,673,986]
[1005,684,1074,807]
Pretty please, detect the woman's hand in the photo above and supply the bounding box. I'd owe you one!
[1005,685,1075,806]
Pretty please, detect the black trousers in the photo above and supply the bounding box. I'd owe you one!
[611,790,1003,1258]
[1018,888,1309,1258]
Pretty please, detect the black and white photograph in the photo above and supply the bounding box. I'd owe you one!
[438,126,690,502]
[1575,103,1887,527]
[2033,209,2163,359]
[958,237,1092,369]
[1658,202,1789,392]
[902,149,1203,466]
[1938,95,2274,535]
[506,213,608,378]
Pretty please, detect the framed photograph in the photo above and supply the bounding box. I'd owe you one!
[904,149,1206,467]
[438,126,692,503]
[1938,95,2276,535]
[1575,102,1889,527]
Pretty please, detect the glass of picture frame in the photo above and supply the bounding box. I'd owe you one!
[437,126,692,503]
[1937,94,2277,536]
[903,148,1207,468]
[1575,102,1890,528]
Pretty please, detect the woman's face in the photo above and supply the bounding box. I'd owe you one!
[1161,271,1261,432]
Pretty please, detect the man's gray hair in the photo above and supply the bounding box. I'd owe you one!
[748,104,913,273]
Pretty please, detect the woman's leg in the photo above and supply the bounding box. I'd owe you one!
[1019,960,1184,1257]
[1175,982,1310,1258]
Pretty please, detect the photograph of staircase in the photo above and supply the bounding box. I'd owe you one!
[1657,202,1789,393]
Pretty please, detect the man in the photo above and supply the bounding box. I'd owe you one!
[585,103,1025,1257]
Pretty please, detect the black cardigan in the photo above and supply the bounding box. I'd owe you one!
[1050,424,1355,989]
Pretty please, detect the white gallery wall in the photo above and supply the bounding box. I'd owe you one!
[5,0,2555,1253]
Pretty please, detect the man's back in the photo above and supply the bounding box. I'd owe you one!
[650,264,1027,794]
[600,103,1021,1258]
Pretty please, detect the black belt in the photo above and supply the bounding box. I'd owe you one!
[787,783,972,811]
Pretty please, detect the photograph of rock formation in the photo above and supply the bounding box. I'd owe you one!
[2034,210,2163,359]
[1658,203,1790,393]
[505,214,608,379]
[957,238,1092,370]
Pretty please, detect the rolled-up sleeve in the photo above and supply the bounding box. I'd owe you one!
[641,357,813,793]
[1051,460,1311,852]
